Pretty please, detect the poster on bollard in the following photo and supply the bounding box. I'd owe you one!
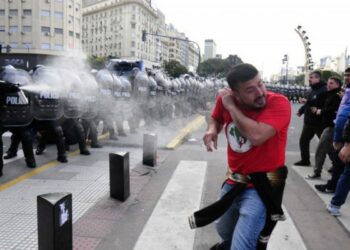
[59,201,69,227]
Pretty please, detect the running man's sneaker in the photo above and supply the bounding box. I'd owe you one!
[327,203,341,216]
[306,173,321,179]
[315,184,335,193]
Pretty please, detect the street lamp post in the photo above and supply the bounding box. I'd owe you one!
[294,26,314,85]
[282,54,289,84]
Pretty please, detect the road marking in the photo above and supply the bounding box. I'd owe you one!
[133,160,207,250]
[0,133,109,192]
[269,206,307,250]
[166,115,205,149]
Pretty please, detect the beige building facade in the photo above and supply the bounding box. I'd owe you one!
[0,0,82,56]
[82,0,199,71]
[82,0,159,62]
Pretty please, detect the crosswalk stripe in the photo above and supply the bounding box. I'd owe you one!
[3,151,24,164]
[269,205,307,250]
[133,160,207,250]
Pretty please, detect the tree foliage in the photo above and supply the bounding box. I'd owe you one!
[163,60,188,77]
[87,55,107,70]
[198,54,243,77]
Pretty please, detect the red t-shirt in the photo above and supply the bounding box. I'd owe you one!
[211,91,291,175]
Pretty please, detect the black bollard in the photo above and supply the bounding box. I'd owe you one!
[109,152,130,202]
[142,133,157,167]
[37,192,72,250]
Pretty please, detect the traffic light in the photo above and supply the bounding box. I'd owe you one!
[6,45,11,53]
[142,30,147,42]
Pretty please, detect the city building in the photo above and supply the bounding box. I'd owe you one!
[82,0,199,71]
[0,0,82,69]
[82,0,160,66]
[204,39,216,61]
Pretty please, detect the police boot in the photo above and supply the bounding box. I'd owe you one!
[57,154,68,163]
[80,149,91,155]
[91,143,103,148]
[26,158,36,168]
[4,151,17,159]
[35,147,45,155]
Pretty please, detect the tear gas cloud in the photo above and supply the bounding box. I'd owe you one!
[3,51,227,142]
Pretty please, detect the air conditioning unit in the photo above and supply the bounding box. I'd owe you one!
[8,15,13,19]
[22,15,26,19]
[46,0,51,3]
[45,32,51,36]
[8,32,12,35]
[21,31,25,35]
[21,0,26,2]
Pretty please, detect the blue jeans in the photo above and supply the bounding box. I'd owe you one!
[331,164,350,207]
[215,183,266,250]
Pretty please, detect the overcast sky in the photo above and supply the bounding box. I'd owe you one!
[152,0,350,77]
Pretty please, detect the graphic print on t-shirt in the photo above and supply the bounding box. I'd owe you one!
[227,122,252,153]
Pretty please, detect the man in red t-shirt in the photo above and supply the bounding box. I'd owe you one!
[203,64,291,250]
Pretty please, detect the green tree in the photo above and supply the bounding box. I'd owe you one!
[163,60,188,77]
[197,54,243,77]
[294,74,305,85]
[320,70,341,82]
[87,55,107,70]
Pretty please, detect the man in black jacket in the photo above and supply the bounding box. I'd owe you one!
[0,81,20,176]
[294,71,327,166]
[306,76,342,178]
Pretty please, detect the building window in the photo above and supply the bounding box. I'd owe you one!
[41,43,50,50]
[0,26,5,32]
[75,33,80,39]
[9,9,18,16]
[23,9,32,16]
[0,10,5,16]
[131,23,136,29]
[55,0,63,3]
[9,26,18,32]
[10,42,18,48]
[23,43,32,49]
[54,44,64,50]
[54,28,63,35]
[131,41,135,47]
[131,51,135,56]
[41,26,50,33]
[40,10,50,17]
[76,17,80,24]
[69,31,73,36]
[54,11,63,19]
[22,26,32,32]
[69,15,74,24]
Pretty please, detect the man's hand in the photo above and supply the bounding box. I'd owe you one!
[338,143,350,163]
[333,142,343,151]
[299,97,306,104]
[219,88,235,111]
[203,131,218,152]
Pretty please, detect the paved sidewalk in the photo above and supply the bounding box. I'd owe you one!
[0,146,145,250]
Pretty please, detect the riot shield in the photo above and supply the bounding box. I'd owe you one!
[79,72,99,120]
[0,68,33,127]
[31,66,64,120]
[95,69,115,116]
[58,69,86,119]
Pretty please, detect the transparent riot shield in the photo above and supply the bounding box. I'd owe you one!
[58,69,86,119]
[95,69,115,117]
[31,67,64,120]
[1,67,33,127]
[79,72,99,120]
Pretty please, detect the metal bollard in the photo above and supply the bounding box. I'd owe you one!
[37,192,72,250]
[142,133,157,167]
[109,152,130,202]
